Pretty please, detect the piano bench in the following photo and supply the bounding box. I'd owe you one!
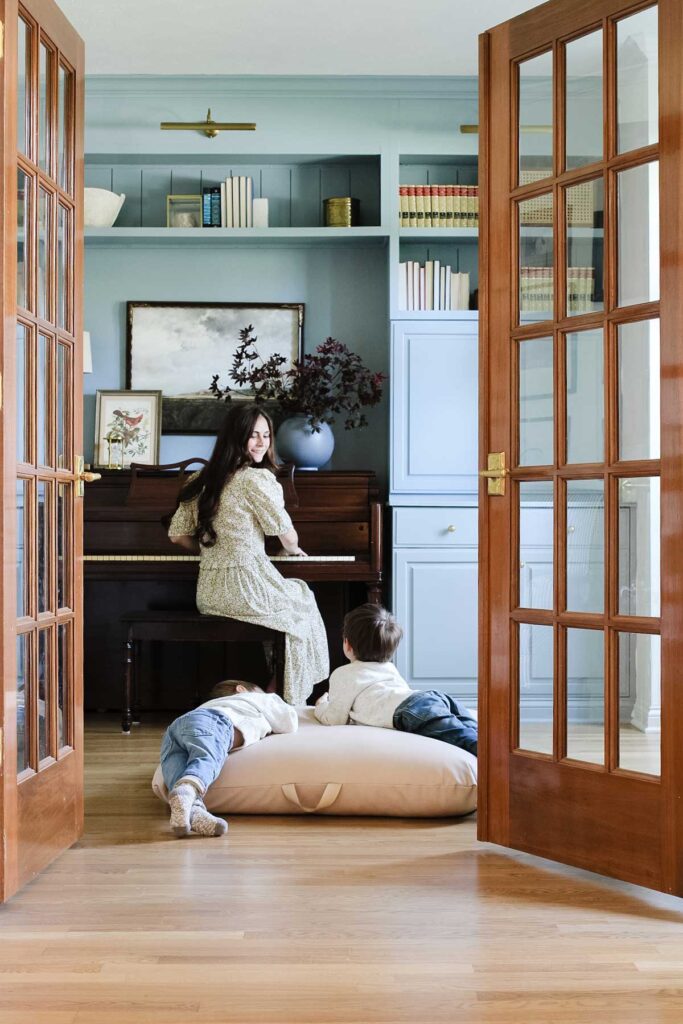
[120,610,285,733]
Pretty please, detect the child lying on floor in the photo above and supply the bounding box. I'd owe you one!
[314,604,477,756]
[160,680,298,838]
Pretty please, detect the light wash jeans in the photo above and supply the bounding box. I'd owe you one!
[160,708,234,793]
[393,690,478,756]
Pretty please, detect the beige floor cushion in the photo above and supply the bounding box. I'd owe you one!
[152,707,477,817]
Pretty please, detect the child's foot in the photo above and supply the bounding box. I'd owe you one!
[190,799,228,837]
[168,782,199,837]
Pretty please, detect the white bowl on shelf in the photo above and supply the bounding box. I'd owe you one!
[84,188,126,228]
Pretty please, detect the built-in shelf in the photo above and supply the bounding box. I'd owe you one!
[399,228,478,243]
[84,226,390,247]
[393,309,478,321]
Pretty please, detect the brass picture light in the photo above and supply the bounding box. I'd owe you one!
[160,108,256,139]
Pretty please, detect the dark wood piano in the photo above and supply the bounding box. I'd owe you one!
[83,463,383,711]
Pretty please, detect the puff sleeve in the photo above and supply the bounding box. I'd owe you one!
[168,474,199,537]
[244,468,293,536]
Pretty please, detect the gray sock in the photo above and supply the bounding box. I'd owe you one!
[190,799,228,837]
[168,780,202,837]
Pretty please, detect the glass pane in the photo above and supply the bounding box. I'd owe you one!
[566,329,603,463]
[17,479,28,618]
[38,629,49,761]
[57,342,70,469]
[565,30,603,169]
[619,319,660,461]
[38,42,51,174]
[58,64,72,193]
[519,50,553,180]
[17,18,29,156]
[17,633,28,774]
[519,481,553,610]
[618,162,659,307]
[57,482,70,608]
[17,169,29,310]
[58,622,68,749]
[567,178,604,316]
[57,204,68,330]
[38,189,50,321]
[619,476,660,617]
[617,6,658,154]
[519,337,553,466]
[519,194,553,323]
[566,628,604,765]
[37,333,49,466]
[567,481,604,613]
[618,632,660,776]
[16,323,27,463]
[518,623,553,755]
[38,480,51,614]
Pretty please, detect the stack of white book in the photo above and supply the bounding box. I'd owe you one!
[398,261,470,311]
[216,176,269,228]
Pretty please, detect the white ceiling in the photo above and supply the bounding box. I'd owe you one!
[57,0,548,77]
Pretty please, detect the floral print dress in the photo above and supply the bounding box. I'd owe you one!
[168,466,329,704]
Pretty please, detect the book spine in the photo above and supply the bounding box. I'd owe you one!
[418,265,425,311]
[225,177,234,227]
[407,186,417,228]
[433,259,440,310]
[246,177,253,228]
[220,182,226,227]
[415,186,425,228]
[202,186,212,228]
[423,185,432,229]
[231,177,240,227]
[399,186,408,227]
[445,186,454,228]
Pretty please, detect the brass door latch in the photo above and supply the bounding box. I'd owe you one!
[76,455,102,497]
[480,452,509,496]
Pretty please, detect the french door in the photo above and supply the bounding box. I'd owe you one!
[1,0,84,899]
[479,0,683,892]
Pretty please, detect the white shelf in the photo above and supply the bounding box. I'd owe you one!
[392,310,478,321]
[399,227,478,243]
[84,226,390,248]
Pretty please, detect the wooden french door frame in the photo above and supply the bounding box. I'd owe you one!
[478,0,683,893]
[1,0,84,900]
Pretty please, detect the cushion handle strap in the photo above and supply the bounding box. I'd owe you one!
[281,782,342,812]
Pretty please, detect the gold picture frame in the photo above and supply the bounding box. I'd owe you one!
[166,194,202,228]
[94,390,162,468]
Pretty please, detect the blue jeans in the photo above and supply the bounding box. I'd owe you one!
[393,690,478,756]
[160,708,234,793]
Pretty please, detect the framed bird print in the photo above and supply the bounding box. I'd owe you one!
[93,390,162,468]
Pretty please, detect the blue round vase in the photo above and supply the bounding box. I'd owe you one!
[275,416,335,470]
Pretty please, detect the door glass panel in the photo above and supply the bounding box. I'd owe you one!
[58,64,73,193]
[519,336,553,465]
[566,177,604,315]
[519,481,553,610]
[566,628,604,765]
[17,634,28,774]
[617,6,658,154]
[58,622,69,749]
[38,628,49,762]
[617,162,659,307]
[57,204,68,330]
[519,50,553,180]
[17,479,28,618]
[37,333,49,466]
[519,194,553,323]
[38,41,51,174]
[566,329,603,464]
[57,342,70,469]
[565,29,603,169]
[618,319,660,461]
[518,623,553,755]
[618,632,660,776]
[17,169,29,310]
[17,18,29,157]
[618,476,660,617]
[37,480,50,614]
[16,323,28,463]
[567,480,604,613]
[38,188,50,321]
[57,483,70,608]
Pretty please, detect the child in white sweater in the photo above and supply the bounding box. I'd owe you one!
[160,680,298,838]
[315,604,477,756]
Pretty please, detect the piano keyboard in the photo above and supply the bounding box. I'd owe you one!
[84,554,356,562]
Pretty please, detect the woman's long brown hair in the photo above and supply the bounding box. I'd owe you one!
[179,403,278,547]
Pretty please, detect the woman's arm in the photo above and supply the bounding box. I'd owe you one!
[278,526,306,557]
[169,534,200,553]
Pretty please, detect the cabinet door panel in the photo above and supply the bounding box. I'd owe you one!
[391,321,478,496]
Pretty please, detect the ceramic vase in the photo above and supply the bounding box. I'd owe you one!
[275,416,335,470]
[84,187,126,227]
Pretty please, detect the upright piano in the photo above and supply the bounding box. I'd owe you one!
[83,465,383,711]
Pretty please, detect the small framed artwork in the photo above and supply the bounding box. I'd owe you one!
[126,301,304,433]
[166,195,202,228]
[94,390,162,468]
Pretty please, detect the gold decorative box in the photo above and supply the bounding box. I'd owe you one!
[324,197,360,227]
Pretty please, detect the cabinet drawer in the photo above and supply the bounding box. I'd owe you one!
[393,507,477,547]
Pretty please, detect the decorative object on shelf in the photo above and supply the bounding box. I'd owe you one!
[83,330,93,373]
[159,108,256,139]
[84,187,125,227]
[210,327,385,469]
[94,389,162,468]
[253,197,269,228]
[167,194,202,228]
[127,301,304,434]
[324,197,360,227]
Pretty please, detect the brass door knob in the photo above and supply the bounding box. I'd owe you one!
[79,471,102,483]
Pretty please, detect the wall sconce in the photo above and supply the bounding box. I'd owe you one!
[83,330,93,373]
[160,108,256,139]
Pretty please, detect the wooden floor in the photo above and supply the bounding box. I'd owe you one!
[2,717,683,1024]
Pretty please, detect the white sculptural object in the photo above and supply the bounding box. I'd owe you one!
[84,187,126,227]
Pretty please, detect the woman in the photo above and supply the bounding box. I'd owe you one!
[168,403,329,704]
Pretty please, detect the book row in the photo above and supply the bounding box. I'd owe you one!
[202,177,268,228]
[399,185,479,228]
[520,266,596,313]
[399,261,471,312]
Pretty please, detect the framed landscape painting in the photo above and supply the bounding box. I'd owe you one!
[94,390,162,468]
[126,301,304,433]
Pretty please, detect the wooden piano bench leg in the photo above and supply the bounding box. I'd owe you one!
[367,585,383,606]
[122,630,135,734]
